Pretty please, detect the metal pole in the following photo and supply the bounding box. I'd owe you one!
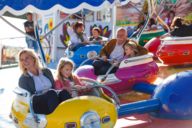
[111,6,117,38]
[118,99,161,117]
[35,26,46,66]
[0,16,36,41]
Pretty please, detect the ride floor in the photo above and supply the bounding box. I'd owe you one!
[115,62,192,128]
[1,64,192,128]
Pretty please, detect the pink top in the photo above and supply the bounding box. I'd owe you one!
[54,75,82,91]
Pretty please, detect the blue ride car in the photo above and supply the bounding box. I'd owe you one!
[65,44,103,67]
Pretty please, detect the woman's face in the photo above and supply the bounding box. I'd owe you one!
[76,25,84,33]
[61,64,73,78]
[92,29,99,38]
[20,53,35,71]
[124,45,134,56]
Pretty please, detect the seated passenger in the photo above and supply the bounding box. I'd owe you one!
[67,21,89,51]
[89,27,103,45]
[123,40,148,59]
[169,17,192,37]
[93,28,129,75]
[165,10,175,27]
[54,58,89,97]
[146,18,157,31]
[131,21,145,37]
[18,49,71,114]
[162,17,192,38]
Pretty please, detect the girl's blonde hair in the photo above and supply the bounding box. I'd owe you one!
[123,40,139,54]
[18,48,42,75]
[56,58,75,80]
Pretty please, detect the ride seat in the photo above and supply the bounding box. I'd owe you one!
[32,90,60,115]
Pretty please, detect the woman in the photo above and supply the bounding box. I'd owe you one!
[67,21,89,51]
[170,17,192,37]
[18,49,53,94]
[161,17,192,38]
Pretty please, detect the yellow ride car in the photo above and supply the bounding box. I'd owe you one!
[10,78,119,128]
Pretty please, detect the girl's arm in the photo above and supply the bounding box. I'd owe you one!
[54,79,71,92]
[73,75,91,92]
[73,75,84,86]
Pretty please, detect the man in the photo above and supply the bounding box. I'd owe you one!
[24,12,38,52]
[93,28,129,75]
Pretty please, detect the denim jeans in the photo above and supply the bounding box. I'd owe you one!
[26,37,38,52]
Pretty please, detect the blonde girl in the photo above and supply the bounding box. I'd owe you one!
[54,58,87,95]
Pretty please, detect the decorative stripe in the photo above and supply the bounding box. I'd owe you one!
[142,29,164,34]
[161,36,192,41]
[119,58,153,68]
[162,39,192,45]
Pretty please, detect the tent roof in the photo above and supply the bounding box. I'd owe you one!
[0,0,118,16]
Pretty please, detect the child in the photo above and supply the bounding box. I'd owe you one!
[54,58,88,97]
[89,27,103,45]
[123,40,148,59]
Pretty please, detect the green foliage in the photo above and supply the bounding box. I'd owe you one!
[185,13,192,24]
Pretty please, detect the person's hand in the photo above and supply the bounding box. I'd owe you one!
[101,55,108,61]
[74,85,83,91]
[83,41,89,45]
[112,59,119,65]
[99,40,105,45]
[81,85,91,91]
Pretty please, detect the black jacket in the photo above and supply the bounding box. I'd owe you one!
[19,68,54,95]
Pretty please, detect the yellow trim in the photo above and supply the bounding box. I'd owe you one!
[46,96,117,128]
[11,96,117,128]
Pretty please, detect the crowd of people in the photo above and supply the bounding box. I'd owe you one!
[21,11,192,115]
[20,27,147,97]
[19,22,150,114]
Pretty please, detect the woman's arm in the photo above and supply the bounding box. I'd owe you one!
[18,75,33,94]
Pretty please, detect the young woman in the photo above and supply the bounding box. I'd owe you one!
[67,21,89,51]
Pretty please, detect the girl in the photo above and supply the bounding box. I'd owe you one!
[54,58,88,96]
[89,27,103,45]
[123,40,148,59]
